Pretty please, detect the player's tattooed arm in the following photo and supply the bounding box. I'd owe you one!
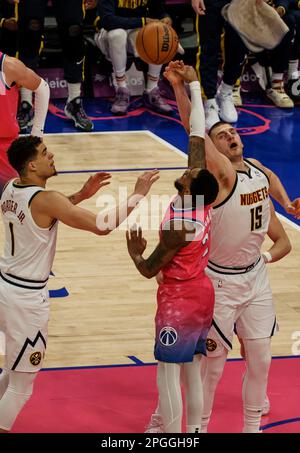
[188,135,206,169]
[126,222,189,278]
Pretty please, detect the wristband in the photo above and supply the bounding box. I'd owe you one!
[262,251,272,263]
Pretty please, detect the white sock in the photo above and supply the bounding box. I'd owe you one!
[219,81,233,96]
[187,424,201,433]
[20,87,33,106]
[67,83,81,103]
[115,75,127,89]
[288,60,299,80]
[271,73,283,83]
[147,65,162,92]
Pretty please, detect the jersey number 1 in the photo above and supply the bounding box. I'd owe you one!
[250,206,262,231]
[9,222,15,256]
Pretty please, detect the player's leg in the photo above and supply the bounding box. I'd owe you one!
[156,361,182,433]
[17,0,46,131]
[182,354,203,433]
[53,0,93,131]
[0,370,37,432]
[236,263,275,433]
[241,338,272,433]
[201,340,228,432]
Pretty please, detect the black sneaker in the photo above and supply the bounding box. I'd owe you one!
[64,97,94,131]
[17,101,34,131]
[286,78,300,103]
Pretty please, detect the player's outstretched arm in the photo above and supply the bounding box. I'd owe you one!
[263,200,292,263]
[166,62,235,187]
[31,170,159,235]
[247,158,300,219]
[126,221,187,279]
[3,56,49,137]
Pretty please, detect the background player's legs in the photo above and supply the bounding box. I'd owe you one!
[53,0,93,131]
[156,361,182,433]
[17,0,47,130]
[0,370,36,432]
[201,346,228,433]
[242,337,272,433]
[182,354,203,433]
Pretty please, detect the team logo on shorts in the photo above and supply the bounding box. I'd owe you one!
[159,327,178,347]
[30,351,42,366]
[206,338,217,352]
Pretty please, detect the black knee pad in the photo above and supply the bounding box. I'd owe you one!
[68,24,82,38]
[28,18,42,32]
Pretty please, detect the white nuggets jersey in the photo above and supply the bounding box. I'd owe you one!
[209,159,270,268]
[0,179,58,286]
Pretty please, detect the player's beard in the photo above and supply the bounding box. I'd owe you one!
[174,179,184,193]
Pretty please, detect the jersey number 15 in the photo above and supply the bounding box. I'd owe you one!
[250,206,262,231]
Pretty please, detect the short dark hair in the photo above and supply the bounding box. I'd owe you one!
[190,169,219,206]
[7,136,42,176]
[208,121,230,137]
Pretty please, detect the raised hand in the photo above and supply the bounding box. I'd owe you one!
[286,198,300,219]
[126,225,147,259]
[133,170,160,197]
[79,172,111,200]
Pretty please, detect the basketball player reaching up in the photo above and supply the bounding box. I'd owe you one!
[127,79,219,433]
[145,62,293,433]
[0,50,50,193]
[0,135,159,432]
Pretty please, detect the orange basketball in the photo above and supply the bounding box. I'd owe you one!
[136,22,179,65]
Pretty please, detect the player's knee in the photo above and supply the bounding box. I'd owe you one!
[68,24,82,38]
[107,29,127,48]
[28,19,42,31]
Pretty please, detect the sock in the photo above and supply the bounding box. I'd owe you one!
[271,73,283,83]
[187,424,201,433]
[20,87,33,106]
[288,60,299,80]
[67,83,81,103]
[219,81,234,96]
[146,74,159,92]
[115,75,127,89]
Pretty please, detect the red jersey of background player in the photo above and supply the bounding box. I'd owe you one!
[160,196,212,281]
[0,51,19,139]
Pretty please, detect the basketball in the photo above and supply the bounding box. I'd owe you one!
[136,21,179,65]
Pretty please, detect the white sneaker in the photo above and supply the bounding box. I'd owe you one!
[233,85,243,107]
[204,98,220,131]
[217,90,238,123]
[266,81,294,108]
[144,414,164,433]
[262,395,270,416]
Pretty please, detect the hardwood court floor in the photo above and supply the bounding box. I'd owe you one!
[0,132,299,368]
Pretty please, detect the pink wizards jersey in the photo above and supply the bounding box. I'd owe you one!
[0,51,19,139]
[160,196,212,282]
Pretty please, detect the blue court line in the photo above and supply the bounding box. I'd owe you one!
[58,166,187,175]
[127,356,145,365]
[261,417,300,430]
[20,353,297,373]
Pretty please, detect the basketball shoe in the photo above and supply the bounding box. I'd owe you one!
[143,87,172,114]
[111,87,130,115]
[17,101,34,131]
[64,97,94,131]
[144,414,164,433]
